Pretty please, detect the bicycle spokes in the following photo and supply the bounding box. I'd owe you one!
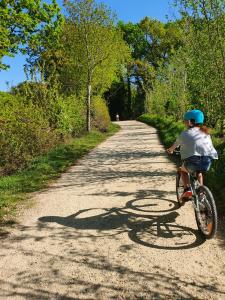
[175,170,217,239]
[195,187,217,238]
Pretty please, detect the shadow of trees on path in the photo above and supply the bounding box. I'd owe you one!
[1,122,224,299]
[1,189,224,300]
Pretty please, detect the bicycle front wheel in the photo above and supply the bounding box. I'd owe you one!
[195,186,218,239]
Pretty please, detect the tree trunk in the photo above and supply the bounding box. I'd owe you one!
[127,74,132,119]
[87,83,91,132]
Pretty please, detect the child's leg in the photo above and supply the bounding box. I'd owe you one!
[197,172,203,186]
[180,166,190,189]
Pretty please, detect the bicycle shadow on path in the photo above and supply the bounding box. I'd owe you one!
[39,190,205,251]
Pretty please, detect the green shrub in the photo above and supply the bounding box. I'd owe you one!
[92,96,110,132]
[0,93,58,174]
[56,96,86,137]
[0,86,113,176]
[11,81,61,128]
[138,114,185,148]
[206,141,225,210]
[0,123,120,221]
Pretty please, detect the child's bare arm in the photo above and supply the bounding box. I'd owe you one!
[166,144,177,154]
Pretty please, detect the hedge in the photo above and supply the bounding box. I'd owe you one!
[0,91,111,175]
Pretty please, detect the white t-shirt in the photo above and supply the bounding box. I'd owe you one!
[174,127,218,160]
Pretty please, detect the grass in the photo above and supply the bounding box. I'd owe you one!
[137,114,185,148]
[0,123,120,223]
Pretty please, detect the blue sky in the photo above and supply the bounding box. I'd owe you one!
[0,0,178,91]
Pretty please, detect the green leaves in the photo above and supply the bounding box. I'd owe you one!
[118,21,148,59]
[176,0,225,129]
[59,0,130,130]
[0,0,64,70]
[139,17,183,68]
[142,0,225,133]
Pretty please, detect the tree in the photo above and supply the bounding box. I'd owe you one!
[0,0,63,70]
[175,0,225,131]
[118,21,148,59]
[117,21,148,117]
[146,48,188,118]
[117,18,183,117]
[62,0,130,131]
[139,17,184,69]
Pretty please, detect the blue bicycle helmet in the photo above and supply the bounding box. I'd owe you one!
[183,109,204,124]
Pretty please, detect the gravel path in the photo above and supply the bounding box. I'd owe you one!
[0,121,225,300]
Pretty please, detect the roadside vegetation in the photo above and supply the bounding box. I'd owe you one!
[0,123,119,222]
[138,114,225,213]
[1,0,225,219]
[0,0,127,220]
[113,1,225,135]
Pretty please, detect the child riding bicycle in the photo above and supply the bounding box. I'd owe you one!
[166,109,218,201]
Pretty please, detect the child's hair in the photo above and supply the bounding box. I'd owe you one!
[190,119,210,134]
[199,125,210,134]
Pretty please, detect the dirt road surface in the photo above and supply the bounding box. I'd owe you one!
[0,121,225,300]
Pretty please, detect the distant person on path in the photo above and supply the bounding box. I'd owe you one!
[116,113,120,121]
[166,109,218,200]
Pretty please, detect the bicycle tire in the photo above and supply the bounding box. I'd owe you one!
[195,185,218,239]
[176,170,183,207]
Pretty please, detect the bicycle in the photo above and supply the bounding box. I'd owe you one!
[175,152,218,239]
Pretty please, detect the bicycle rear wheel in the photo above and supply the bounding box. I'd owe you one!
[176,169,184,207]
[195,186,218,239]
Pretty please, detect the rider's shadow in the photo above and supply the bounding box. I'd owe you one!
[39,198,205,250]
[39,207,129,232]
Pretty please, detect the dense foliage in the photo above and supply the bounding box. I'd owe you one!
[0,87,111,174]
[0,123,119,220]
[144,0,225,134]
[0,0,129,174]
[60,0,130,131]
[137,114,185,148]
[0,92,58,174]
[0,0,63,70]
[106,0,225,136]
[106,18,183,119]
[1,0,224,188]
